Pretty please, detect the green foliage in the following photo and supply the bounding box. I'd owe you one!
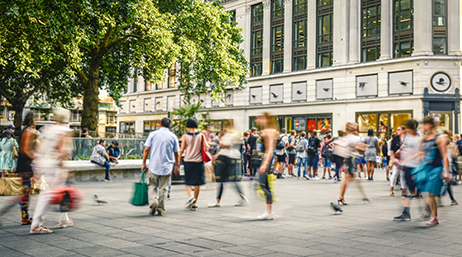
[171,103,213,135]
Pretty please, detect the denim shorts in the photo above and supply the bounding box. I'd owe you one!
[323,158,331,167]
[307,155,319,169]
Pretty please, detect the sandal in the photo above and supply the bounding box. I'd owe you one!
[337,197,348,205]
[30,224,53,234]
[390,192,395,197]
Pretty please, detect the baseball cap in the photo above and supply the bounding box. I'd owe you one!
[281,128,287,133]
[7,125,15,129]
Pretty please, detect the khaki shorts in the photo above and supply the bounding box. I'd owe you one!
[457,156,462,171]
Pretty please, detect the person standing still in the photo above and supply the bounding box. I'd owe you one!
[296,131,308,179]
[180,118,209,211]
[248,128,258,178]
[275,128,289,179]
[307,131,321,179]
[141,118,180,216]
[287,130,297,177]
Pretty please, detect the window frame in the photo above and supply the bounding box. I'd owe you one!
[393,0,414,58]
[250,3,264,77]
[292,0,308,71]
[432,0,447,55]
[271,0,284,74]
[316,1,333,68]
[361,0,381,62]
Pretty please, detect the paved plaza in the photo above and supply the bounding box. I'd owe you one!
[0,170,461,257]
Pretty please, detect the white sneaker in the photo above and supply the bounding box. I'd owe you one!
[257,211,274,220]
[304,174,310,180]
[235,195,249,206]
[208,201,221,208]
[185,197,196,209]
[313,177,320,180]
[356,177,361,180]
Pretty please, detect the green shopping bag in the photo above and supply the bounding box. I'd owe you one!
[130,171,149,206]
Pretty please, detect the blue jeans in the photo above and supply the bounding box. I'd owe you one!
[92,160,110,180]
[297,157,307,177]
[109,148,120,161]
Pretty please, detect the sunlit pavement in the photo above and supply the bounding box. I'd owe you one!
[1,169,461,256]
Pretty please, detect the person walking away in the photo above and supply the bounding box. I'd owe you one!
[248,128,258,178]
[30,108,73,234]
[16,112,38,225]
[179,118,209,211]
[107,140,121,164]
[208,126,249,208]
[141,118,180,216]
[242,131,251,177]
[338,123,369,205]
[390,126,406,196]
[307,131,321,179]
[393,119,421,221]
[415,116,450,226]
[286,130,297,177]
[321,135,333,179]
[332,130,346,183]
[275,128,289,179]
[255,112,277,220]
[439,130,458,206]
[90,139,112,181]
[455,134,462,183]
[0,130,19,174]
[364,129,379,180]
[296,131,308,179]
[382,138,390,181]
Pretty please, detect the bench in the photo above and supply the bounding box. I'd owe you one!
[65,160,143,182]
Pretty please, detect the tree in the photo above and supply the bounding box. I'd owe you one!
[171,102,212,135]
[0,0,77,134]
[37,0,178,130]
[156,0,248,101]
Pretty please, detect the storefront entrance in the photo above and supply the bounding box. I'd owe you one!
[422,87,460,134]
[356,111,413,140]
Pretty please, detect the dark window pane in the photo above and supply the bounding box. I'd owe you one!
[434,0,445,15]
[433,37,446,55]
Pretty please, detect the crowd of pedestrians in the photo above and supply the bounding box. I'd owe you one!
[1,110,461,233]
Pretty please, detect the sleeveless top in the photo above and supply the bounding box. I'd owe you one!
[17,128,34,173]
[424,134,443,167]
[183,132,203,163]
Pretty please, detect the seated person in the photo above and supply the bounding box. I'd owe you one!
[107,140,120,164]
[90,139,111,181]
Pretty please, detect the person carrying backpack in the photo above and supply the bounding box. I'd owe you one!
[296,131,308,179]
[287,130,297,177]
[307,131,321,179]
[321,135,333,179]
[274,128,289,179]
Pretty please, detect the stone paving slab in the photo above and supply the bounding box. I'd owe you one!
[0,168,461,256]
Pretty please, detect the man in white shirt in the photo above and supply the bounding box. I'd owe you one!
[142,118,180,216]
[275,128,289,179]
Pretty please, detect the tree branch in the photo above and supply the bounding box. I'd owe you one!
[56,38,88,86]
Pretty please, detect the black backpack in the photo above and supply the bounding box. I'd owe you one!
[458,142,462,157]
[307,137,317,155]
[276,137,285,150]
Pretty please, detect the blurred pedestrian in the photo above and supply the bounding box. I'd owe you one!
[337,122,369,205]
[141,118,180,216]
[417,116,450,226]
[440,130,458,206]
[16,112,37,225]
[30,108,73,234]
[208,125,248,208]
[179,118,209,211]
[0,130,19,173]
[90,139,111,181]
[255,112,277,220]
[390,127,406,197]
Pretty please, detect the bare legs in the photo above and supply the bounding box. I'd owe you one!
[367,161,375,179]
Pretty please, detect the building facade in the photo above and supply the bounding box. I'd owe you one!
[118,0,462,138]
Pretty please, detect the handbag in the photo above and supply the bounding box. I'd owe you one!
[49,186,84,212]
[12,140,18,159]
[201,134,212,163]
[130,171,149,206]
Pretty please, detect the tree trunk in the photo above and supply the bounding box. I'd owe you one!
[81,76,99,131]
[12,90,26,137]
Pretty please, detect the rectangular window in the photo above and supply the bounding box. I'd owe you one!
[133,76,138,93]
[168,65,176,88]
[250,3,263,77]
[271,0,284,74]
[119,122,135,134]
[293,0,307,71]
[317,1,333,67]
[393,0,414,58]
[230,10,236,23]
[432,0,447,55]
[145,81,152,91]
[361,1,381,62]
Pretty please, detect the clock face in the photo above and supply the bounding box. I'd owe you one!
[431,72,451,92]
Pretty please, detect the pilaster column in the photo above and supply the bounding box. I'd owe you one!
[283,0,293,73]
[333,0,349,66]
[306,0,317,69]
[243,5,252,72]
[262,0,271,75]
[348,0,360,64]
[447,0,460,55]
[380,0,392,60]
[413,0,433,56]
